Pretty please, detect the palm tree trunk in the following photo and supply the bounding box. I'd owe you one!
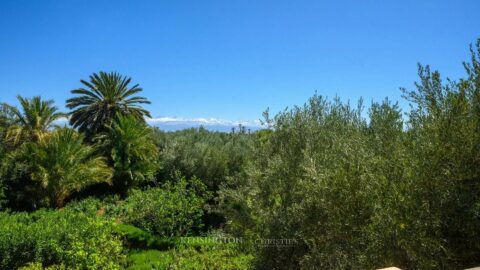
[55,192,68,208]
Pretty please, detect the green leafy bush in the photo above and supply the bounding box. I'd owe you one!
[126,249,173,270]
[154,127,254,193]
[0,209,125,269]
[126,237,252,270]
[114,224,176,250]
[222,42,480,270]
[18,262,66,270]
[120,176,211,237]
[164,245,252,270]
[65,195,122,219]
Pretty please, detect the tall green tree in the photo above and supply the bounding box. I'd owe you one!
[95,114,158,193]
[154,127,255,193]
[0,97,64,209]
[66,72,151,138]
[0,104,14,208]
[5,96,65,145]
[24,128,113,208]
[221,39,480,269]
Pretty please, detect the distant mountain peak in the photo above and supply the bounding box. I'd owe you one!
[147,116,264,132]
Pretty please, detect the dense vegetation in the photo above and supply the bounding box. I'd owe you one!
[0,40,480,269]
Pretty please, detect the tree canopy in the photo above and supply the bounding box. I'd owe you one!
[67,71,151,138]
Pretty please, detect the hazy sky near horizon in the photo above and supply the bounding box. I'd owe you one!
[0,0,479,125]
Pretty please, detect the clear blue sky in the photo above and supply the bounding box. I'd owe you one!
[0,0,478,124]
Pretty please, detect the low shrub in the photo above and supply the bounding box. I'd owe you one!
[114,224,175,250]
[18,262,66,270]
[0,209,125,269]
[127,242,252,270]
[120,176,211,237]
[126,250,173,270]
[65,195,122,219]
[167,245,253,270]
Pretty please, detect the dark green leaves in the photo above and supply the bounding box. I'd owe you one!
[67,72,151,137]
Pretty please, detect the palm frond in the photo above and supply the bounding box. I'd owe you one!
[67,72,151,136]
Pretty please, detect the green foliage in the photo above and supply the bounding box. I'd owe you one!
[114,224,176,250]
[0,102,16,149]
[2,41,480,270]
[96,114,159,193]
[162,245,252,270]
[5,96,65,145]
[115,224,158,247]
[120,177,212,237]
[0,103,15,208]
[126,237,253,270]
[221,39,480,270]
[65,195,122,218]
[18,262,66,270]
[0,102,16,130]
[223,95,379,269]
[66,71,151,138]
[392,59,480,267]
[154,127,254,192]
[126,249,173,270]
[0,144,39,210]
[0,210,125,270]
[0,97,68,210]
[19,128,113,208]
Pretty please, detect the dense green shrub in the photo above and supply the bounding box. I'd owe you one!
[223,95,383,269]
[154,127,254,192]
[18,262,66,270]
[127,248,252,270]
[164,245,252,270]
[153,127,256,229]
[114,224,176,250]
[0,210,125,269]
[221,40,480,270]
[120,176,211,237]
[126,249,173,270]
[65,195,122,218]
[127,236,253,270]
[0,145,44,210]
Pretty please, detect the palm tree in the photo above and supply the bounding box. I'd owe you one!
[6,96,65,145]
[26,128,113,208]
[66,72,151,138]
[95,114,158,193]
